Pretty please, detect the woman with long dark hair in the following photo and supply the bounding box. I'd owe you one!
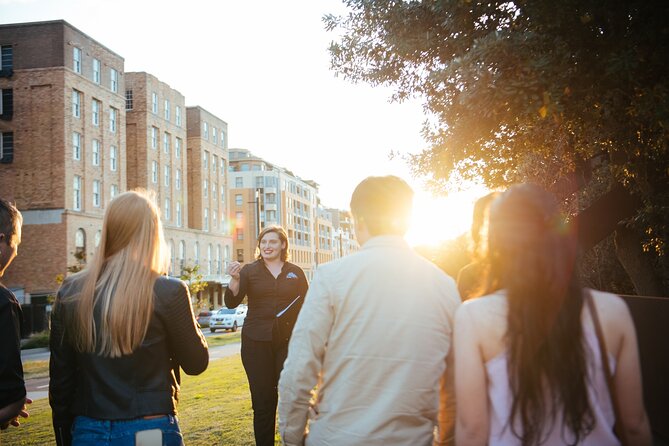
[49,190,208,446]
[454,184,651,445]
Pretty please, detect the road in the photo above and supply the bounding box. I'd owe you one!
[22,330,241,401]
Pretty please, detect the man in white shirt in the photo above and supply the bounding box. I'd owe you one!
[278,176,460,446]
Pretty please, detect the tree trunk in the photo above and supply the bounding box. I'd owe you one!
[615,224,667,297]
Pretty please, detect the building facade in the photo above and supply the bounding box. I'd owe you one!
[0,20,126,302]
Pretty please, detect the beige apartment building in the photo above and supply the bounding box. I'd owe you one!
[227,149,349,279]
[0,20,126,304]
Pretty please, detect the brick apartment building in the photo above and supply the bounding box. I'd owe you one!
[0,19,354,321]
[0,20,126,306]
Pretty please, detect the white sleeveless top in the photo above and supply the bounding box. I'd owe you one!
[485,324,620,445]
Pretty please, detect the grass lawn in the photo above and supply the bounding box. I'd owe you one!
[206,330,241,348]
[1,354,270,445]
[23,360,50,380]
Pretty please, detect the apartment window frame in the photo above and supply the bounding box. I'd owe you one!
[72,132,81,161]
[165,198,171,220]
[175,106,181,126]
[92,139,100,166]
[164,165,170,187]
[0,88,13,118]
[109,107,117,133]
[235,177,243,188]
[176,168,181,190]
[151,92,158,114]
[110,145,117,171]
[93,180,101,207]
[73,47,82,74]
[235,194,243,206]
[203,151,209,169]
[151,127,158,150]
[212,127,217,144]
[204,179,208,198]
[164,99,170,121]
[110,68,118,93]
[72,90,81,118]
[110,184,119,199]
[163,132,170,155]
[92,58,101,84]
[175,137,182,158]
[204,208,209,232]
[125,90,133,110]
[92,99,100,126]
[152,161,158,184]
[203,122,209,139]
[176,201,182,227]
[0,132,14,163]
[73,176,82,211]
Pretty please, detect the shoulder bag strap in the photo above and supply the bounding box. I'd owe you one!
[585,290,629,446]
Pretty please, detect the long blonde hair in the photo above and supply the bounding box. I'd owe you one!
[68,190,168,357]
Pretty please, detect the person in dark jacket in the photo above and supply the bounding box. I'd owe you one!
[49,190,209,446]
[225,225,308,446]
[0,198,31,430]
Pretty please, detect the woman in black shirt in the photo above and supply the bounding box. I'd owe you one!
[225,226,308,446]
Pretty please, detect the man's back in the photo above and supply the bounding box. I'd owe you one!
[279,235,460,445]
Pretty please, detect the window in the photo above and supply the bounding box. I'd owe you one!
[0,132,13,163]
[236,211,243,223]
[207,244,212,274]
[151,127,158,149]
[213,128,218,144]
[110,69,118,93]
[93,180,101,207]
[110,184,119,199]
[0,45,12,77]
[213,155,218,173]
[72,132,81,160]
[203,151,209,169]
[220,131,226,147]
[109,107,117,133]
[235,194,243,206]
[165,198,171,220]
[194,242,200,265]
[179,241,185,269]
[92,139,100,166]
[151,92,158,114]
[164,165,170,187]
[92,58,101,84]
[255,176,264,188]
[204,208,209,231]
[73,176,82,210]
[164,99,170,121]
[75,229,86,258]
[73,47,82,73]
[220,184,225,203]
[152,161,158,183]
[175,137,182,158]
[220,158,225,173]
[235,177,243,188]
[110,145,117,171]
[267,210,276,221]
[213,182,218,202]
[72,90,81,118]
[216,245,222,274]
[0,89,13,119]
[125,90,133,110]
[163,132,170,154]
[175,106,181,126]
[236,228,244,240]
[203,122,209,139]
[176,202,182,227]
[92,99,100,126]
[204,179,208,197]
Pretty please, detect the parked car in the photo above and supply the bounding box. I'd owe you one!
[210,306,247,333]
[196,310,214,328]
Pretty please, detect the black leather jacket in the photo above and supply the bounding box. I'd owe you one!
[49,275,209,446]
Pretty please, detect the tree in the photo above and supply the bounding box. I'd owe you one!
[180,264,209,310]
[326,0,669,295]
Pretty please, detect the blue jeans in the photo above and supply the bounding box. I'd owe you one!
[72,415,184,445]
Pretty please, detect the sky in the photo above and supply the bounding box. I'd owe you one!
[0,0,487,244]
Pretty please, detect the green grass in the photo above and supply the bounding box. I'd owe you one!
[206,330,242,348]
[23,360,49,380]
[2,354,270,445]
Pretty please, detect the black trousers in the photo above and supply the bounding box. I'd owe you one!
[241,331,289,446]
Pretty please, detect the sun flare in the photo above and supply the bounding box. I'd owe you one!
[405,186,491,247]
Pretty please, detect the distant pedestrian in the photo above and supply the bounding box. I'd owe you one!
[49,190,208,446]
[456,191,499,300]
[0,198,32,430]
[225,225,308,446]
[454,184,652,445]
[279,175,461,445]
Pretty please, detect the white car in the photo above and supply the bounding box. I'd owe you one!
[209,306,247,333]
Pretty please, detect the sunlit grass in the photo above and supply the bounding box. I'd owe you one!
[206,330,242,348]
[3,355,262,445]
[23,360,49,380]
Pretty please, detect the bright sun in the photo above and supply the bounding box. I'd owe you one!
[405,185,491,247]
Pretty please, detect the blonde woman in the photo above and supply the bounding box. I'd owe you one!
[49,190,208,446]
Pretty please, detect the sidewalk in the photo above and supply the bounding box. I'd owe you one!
[23,342,241,401]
